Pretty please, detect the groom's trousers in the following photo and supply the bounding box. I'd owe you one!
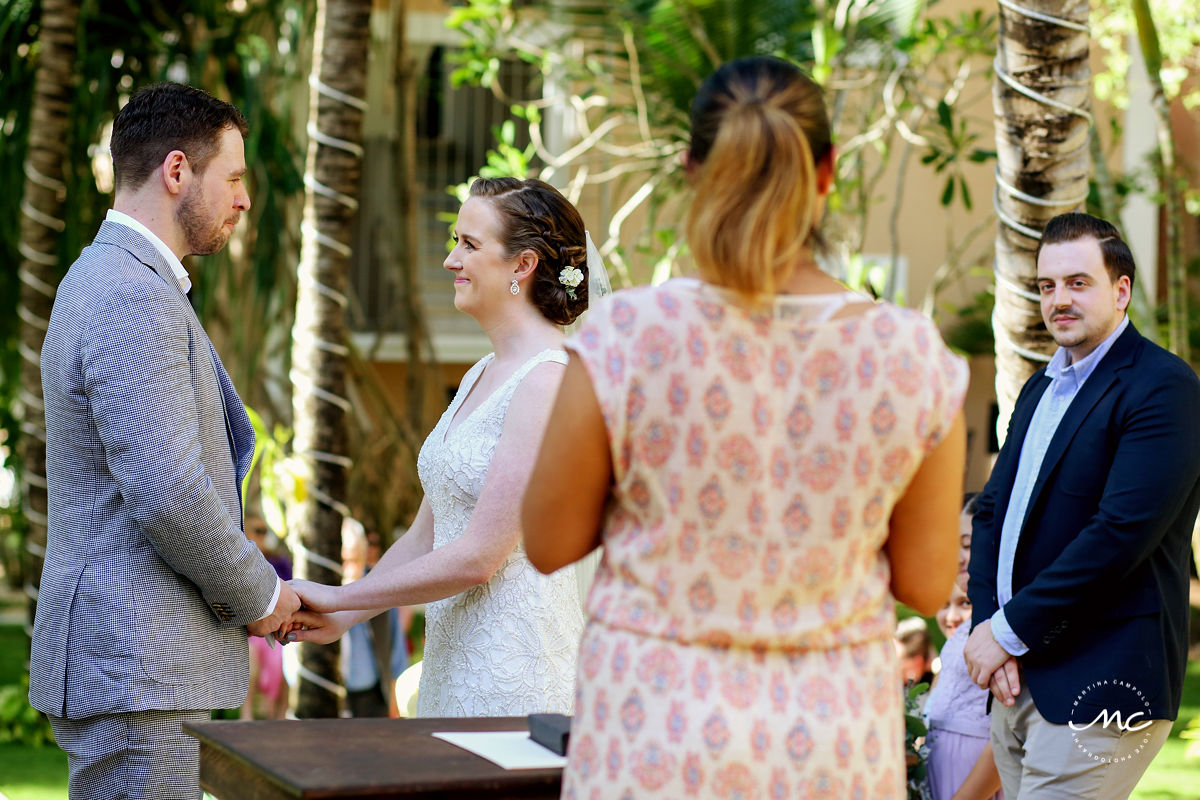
[49,709,210,800]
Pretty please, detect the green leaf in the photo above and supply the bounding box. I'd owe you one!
[906,681,930,701]
[941,177,955,206]
[936,99,952,130]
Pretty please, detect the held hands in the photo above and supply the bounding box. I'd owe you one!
[246,580,303,642]
[988,657,1021,707]
[245,579,351,645]
[260,579,353,645]
[289,579,342,614]
[281,609,357,646]
[963,619,1021,706]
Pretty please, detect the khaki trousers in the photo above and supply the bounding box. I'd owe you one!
[989,688,1171,799]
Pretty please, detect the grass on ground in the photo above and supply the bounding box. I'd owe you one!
[0,743,67,800]
[1130,659,1200,799]
[0,624,67,800]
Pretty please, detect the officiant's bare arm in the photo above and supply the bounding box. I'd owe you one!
[884,411,965,616]
[291,361,565,618]
[523,354,610,574]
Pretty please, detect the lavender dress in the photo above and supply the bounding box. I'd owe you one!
[923,623,1004,800]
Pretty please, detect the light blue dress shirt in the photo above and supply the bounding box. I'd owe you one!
[990,315,1130,655]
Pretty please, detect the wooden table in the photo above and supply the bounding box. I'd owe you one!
[184,717,562,799]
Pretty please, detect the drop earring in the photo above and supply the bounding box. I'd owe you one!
[510,279,520,295]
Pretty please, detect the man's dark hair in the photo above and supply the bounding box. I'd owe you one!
[110,83,248,192]
[1036,212,1136,291]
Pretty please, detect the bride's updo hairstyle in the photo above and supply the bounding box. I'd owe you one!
[686,56,833,296]
[469,177,589,326]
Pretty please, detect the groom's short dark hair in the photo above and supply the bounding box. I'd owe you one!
[110,82,248,192]
[1036,212,1136,291]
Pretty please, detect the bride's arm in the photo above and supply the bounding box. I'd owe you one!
[373,497,436,574]
[286,498,437,637]
[297,361,566,614]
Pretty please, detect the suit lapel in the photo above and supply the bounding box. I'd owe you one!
[1021,325,1142,529]
[209,342,256,483]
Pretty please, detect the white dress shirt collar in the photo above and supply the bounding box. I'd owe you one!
[105,209,192,293]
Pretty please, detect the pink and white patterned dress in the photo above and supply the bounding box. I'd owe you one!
[563,278,968,799]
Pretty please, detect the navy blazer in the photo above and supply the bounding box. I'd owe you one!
[968,323,1200,725]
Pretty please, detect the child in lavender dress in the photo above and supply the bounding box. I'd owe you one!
[924,497,1003,800]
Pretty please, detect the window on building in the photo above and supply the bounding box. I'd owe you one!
[349,45,540,353]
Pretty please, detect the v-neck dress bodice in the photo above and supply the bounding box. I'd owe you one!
[414,348,584,717]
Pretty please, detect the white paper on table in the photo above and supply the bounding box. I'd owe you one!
[432,731,568,770]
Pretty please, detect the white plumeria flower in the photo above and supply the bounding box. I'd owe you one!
[559,266,584,289]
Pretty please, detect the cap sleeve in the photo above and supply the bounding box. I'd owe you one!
[920,318,970,451]
[565,293,636,476]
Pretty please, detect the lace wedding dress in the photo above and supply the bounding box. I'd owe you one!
[415,349,585,717]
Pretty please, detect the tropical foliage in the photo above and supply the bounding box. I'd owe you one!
[0,0,42,592]
[0,0,314,589]
[1092,0,1200,110]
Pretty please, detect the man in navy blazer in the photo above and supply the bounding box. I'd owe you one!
[966,212,1200,798]
[30,83,302,799]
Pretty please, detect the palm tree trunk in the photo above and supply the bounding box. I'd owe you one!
[1131,0,1187,362]
[290,0,372,718]
[17,0,78,630]
[991,0,1091,441]
[393,2,433,429]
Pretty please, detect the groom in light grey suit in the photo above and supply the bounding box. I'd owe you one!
[30,83,301,799]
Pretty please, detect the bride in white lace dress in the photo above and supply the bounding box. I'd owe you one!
[289,178,597,716]
[413,347,582,715]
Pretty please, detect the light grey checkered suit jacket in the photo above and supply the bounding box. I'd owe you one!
[30,220,278,719]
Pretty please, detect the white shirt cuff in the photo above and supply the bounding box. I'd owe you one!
[990,608,1029,656]
[254,576,283,622]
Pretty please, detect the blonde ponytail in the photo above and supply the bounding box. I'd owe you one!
[686,58,832,297]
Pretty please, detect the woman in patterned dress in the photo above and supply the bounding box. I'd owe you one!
[523,57,968,798]
[287,178,590,716]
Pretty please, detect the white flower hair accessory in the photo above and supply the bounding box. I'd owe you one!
[559,266,584,299]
